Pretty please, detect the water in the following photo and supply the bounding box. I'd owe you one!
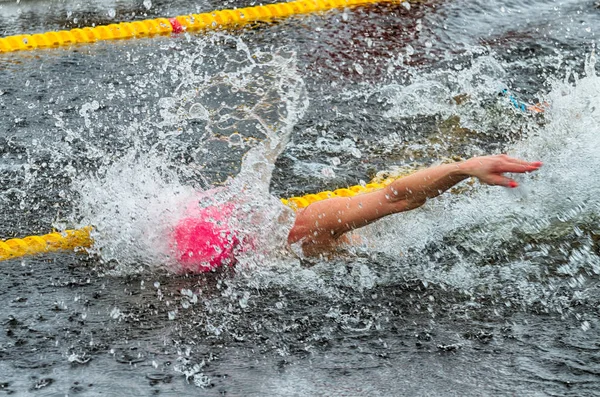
[1,0,600,395]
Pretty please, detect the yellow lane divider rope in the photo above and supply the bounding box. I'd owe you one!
[0,178,396,262]
[281,179,394,209]
[0,227,93,261]
[0,0,414,53]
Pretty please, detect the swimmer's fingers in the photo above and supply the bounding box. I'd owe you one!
[503,155,543,167]
[487,156,542,187]
[467,155,542,174]
[498,157,543,174]
[478,173,519,188]
[465,155,542,187]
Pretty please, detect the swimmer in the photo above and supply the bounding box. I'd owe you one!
[175,154,542,272]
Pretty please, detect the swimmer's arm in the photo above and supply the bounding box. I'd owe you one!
[288,155,542,244]
[287,163,467,244]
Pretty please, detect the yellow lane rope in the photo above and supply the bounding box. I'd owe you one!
[0,227,93,261]
[281,179,394,209]
[0,178,395,262]
[0,0,414,53]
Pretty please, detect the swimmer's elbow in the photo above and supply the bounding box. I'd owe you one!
[408,197,427,209]
[287,225,305,245]
[391,197,427,213]
[384,185,426,210]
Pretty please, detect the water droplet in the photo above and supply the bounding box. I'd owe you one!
[321,167,335,178]
[228,133,243,146]
[581,321,591,331]
[143,0,152,10]
[108,9,116,18]
[188,103,209,120]
[354,63,364,75]
[110,307,121,319]
[239,292,250,309]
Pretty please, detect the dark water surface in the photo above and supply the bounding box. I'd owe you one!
[1,0,600,395]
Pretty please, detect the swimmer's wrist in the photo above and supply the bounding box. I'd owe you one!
[451,160,471,179]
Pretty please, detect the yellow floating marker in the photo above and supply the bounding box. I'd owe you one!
[0,0,419,53]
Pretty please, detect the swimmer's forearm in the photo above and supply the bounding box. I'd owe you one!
[384,161,469,206]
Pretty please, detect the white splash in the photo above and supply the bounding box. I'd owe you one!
[71,35,308,273]
[359,52,600,306]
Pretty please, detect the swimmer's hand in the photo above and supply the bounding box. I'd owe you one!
[461,154,543,188]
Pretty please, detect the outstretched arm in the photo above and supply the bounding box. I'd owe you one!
[287,155,542,245]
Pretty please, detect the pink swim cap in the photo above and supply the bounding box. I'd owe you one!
[173,202,239,273]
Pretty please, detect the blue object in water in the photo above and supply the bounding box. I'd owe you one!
[500,88,530,112]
